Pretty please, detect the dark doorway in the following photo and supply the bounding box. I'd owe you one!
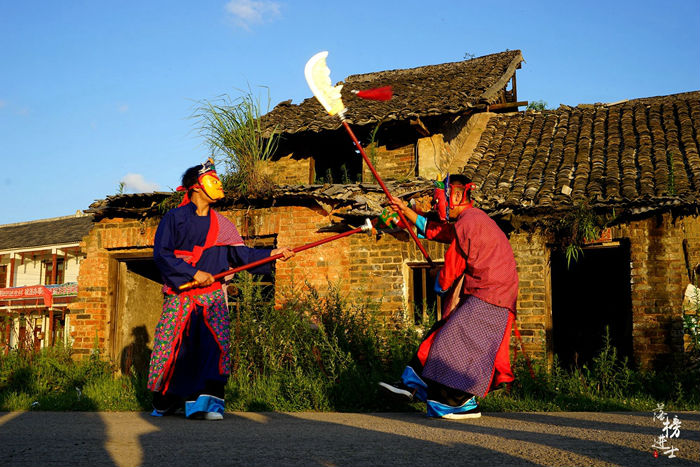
[112,256,163,375]
[551,241,633,369]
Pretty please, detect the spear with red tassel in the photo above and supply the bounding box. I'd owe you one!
[304,52,433,266]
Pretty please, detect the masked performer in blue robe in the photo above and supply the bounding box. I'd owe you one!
[147,159,293,420]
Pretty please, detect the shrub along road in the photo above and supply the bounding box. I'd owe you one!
[0,411,698,466]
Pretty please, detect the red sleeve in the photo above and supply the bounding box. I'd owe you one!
[437,236,467,292]
[424,220,456,244]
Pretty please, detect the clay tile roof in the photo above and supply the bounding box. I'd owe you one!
[464,91,700,213]
[0,214,94,251]
[261,50,523,136]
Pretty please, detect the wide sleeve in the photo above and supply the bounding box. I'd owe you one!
[153,211,199,288]
[436,237,468,295]
[422,218,456,244]
[228,246,273,275]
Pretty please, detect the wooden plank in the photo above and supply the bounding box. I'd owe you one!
[487,100,528,111]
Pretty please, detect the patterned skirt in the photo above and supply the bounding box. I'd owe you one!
[147,287,231,394]
[421,295,510,397]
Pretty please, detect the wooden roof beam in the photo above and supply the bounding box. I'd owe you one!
[410,117,431,137]
[487,101,528,111]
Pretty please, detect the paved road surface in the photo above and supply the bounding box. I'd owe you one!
[1,411,698,466]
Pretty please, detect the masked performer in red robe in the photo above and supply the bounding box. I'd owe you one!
[147,159,293,420]
[380,174,518,419]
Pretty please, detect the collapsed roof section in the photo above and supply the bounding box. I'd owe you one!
[260,50,524,136]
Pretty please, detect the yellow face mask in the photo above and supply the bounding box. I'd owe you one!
[199,172,224,201]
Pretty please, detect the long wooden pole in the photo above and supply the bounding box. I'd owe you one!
[179,221,371,291]
[340,120,433,266]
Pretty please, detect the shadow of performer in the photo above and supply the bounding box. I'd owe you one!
[120,325,152,378]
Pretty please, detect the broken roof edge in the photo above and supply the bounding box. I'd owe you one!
[261,50,525,137]
[477,50,524,105]
[85,181,699,234]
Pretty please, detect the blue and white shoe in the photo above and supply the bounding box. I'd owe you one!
[427,396,481,419]
[379,366,428,402]
[185,394,225,420]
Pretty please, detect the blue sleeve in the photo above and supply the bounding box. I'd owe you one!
[229,246,273,275]
[153,211,199,288]
[415,215,427,239]
[434,274,448,296]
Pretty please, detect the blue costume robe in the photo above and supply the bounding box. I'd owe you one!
[147,202,272,417]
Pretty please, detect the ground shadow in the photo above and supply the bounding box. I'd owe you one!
[0,411,117,467]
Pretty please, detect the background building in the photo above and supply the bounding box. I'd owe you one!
[0,212,93,352]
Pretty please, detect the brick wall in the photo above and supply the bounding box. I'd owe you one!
[69,218,159,355]
[264,154,313,184]
[509,229,550,363]
[362,143,415,182]
[70,202,697,369]
[610,213,699,368]
[348,230,447,317]
[69,205,353,355]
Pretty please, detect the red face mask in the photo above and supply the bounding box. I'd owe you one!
[432,175,474,221]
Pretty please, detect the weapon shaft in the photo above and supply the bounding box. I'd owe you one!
[179,223,367,291]
[340,120,434,266]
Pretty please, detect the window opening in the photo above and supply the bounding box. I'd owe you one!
[408,262,444,325]
[227,235,277,314]
[43,258,65,285]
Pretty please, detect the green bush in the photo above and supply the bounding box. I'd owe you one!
[226,277,420,411]
[0,344,150,411]
[483,329,700,412]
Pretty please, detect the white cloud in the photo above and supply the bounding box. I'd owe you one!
[120,173,160,193]
[225,0,281,29]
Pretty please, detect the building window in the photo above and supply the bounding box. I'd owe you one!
[408,262,444,325]
[43,258,65,285]
[0,265,7,288]
[227,236,276,315]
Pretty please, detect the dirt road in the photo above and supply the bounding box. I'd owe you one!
[1,411,698,466]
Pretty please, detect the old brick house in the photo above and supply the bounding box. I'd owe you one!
[71,51,699,371]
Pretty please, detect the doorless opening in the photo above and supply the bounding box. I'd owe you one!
[551,241,633,369]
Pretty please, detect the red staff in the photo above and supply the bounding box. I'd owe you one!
[179,219,373,291]
[304,51,433,266]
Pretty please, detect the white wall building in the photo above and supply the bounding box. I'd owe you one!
[0,212,93,352]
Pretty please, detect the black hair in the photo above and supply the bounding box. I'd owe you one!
[449,174,471,185]
[181,165,201,190]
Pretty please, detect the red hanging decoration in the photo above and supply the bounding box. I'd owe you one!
[352,86,393,101]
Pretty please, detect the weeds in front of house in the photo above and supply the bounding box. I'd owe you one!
[483,330,700,412]
[226,276,421,412]
[0,343,148,411]
[2,282,699,412]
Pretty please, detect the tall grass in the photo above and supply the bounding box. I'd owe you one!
[0,343,144,411]
[226,275,420,411]
[193,90,279,196]
[484,329,700,412]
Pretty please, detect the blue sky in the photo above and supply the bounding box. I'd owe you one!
[1,0,698,224]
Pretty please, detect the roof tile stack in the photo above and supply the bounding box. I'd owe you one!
[465,92,700,213]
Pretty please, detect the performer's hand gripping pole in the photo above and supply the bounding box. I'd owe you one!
[304,51,433,266]
[339,120,433,266]
[179,219,374,291]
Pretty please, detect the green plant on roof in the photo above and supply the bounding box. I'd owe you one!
[194,89,279,196]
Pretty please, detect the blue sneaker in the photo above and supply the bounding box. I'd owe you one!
[427,396,481,419]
